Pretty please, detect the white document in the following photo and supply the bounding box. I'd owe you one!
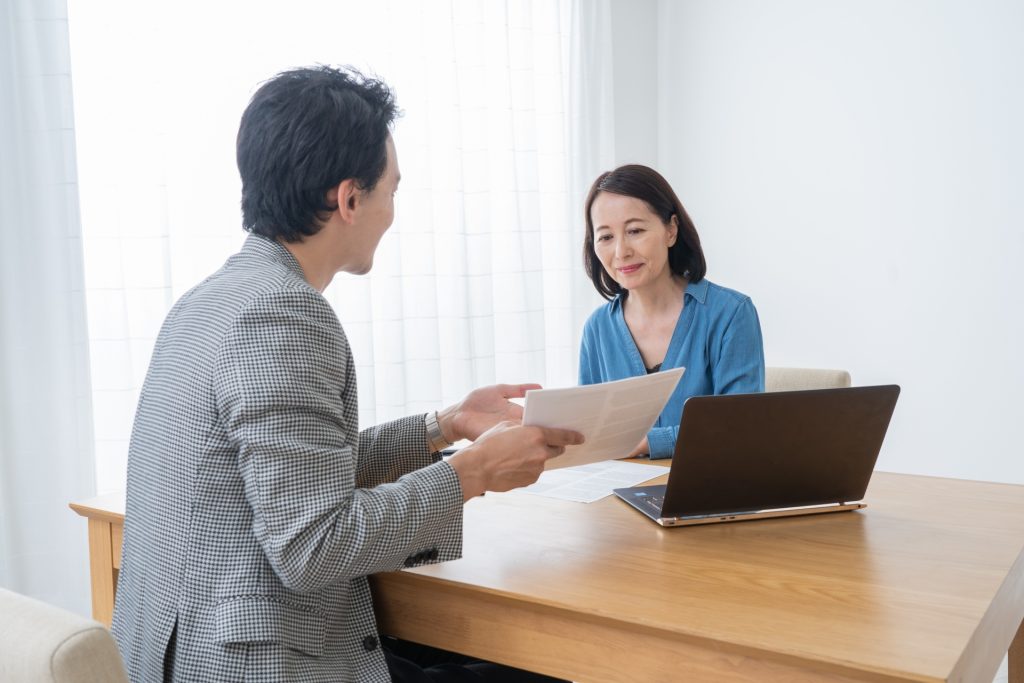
[523,366,685,469]
[509,460,665,503]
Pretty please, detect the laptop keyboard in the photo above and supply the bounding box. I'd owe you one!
[638,492,665,515]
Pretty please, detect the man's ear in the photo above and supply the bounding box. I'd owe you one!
[333,179,360,224]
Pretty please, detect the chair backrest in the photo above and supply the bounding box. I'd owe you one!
[0,588,129,683]
[765,367,852,392]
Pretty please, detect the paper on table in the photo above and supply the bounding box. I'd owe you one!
[509,460,666,503]
[523,366,685,469]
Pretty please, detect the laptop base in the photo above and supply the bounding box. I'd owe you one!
[613,485,866,527]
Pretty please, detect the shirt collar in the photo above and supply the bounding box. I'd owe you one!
[611,277,709,309]
[684,278,709,304]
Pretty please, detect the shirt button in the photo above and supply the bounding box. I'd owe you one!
[362,635,378,652]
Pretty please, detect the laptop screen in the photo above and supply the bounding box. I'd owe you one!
[660,385,900,517]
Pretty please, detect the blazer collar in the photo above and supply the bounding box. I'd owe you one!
[242,234,306,280]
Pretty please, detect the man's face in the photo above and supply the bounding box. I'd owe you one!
[344,135,400,275]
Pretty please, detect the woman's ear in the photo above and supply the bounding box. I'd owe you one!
[667,214,680,246]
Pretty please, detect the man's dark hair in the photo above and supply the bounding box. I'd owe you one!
[583,164,707,301]
[237,65,399,242]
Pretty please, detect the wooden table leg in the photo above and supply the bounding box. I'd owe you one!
[1011,617,1024,683]
[86,518,115,627]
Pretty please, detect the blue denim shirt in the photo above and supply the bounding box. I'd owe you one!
[578,278,765,459]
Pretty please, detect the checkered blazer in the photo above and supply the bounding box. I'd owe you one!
[111,235,464,682]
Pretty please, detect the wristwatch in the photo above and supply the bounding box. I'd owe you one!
[425,411,451,452]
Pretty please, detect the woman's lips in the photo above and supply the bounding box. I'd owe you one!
[618,264,642,275]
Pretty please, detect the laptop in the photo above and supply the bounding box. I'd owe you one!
[613,385,900,526]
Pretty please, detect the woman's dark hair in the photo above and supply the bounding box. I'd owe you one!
[237,65,399,242]
[583,164,706,301]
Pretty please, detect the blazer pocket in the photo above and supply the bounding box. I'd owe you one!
[214,595,326,657]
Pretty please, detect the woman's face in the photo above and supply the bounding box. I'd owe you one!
[591,192,678,293]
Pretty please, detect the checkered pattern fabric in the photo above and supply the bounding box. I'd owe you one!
[111,235,464,682]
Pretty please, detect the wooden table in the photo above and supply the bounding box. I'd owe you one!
[72,471,1024,682]
[69,491,125,627]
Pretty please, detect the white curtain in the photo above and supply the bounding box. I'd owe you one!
[68,0,595,493]
[328,1,578,423]
[568,0,616,333]
[0,0,95,614]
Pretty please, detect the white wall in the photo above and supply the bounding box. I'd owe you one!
[649,0,1024,483]
[610,0,659,166]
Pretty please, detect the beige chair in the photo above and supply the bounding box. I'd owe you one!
[765,367,852,392]
[0,588,128,683]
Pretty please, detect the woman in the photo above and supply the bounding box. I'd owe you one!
[579,164,765,459]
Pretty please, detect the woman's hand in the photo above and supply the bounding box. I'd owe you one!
[437,383,541,443]
[622,436,650,459]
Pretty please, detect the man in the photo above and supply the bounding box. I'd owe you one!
[111,65,581,682]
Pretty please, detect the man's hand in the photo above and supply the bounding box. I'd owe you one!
[448,422,584,501]
[436,383,541,443]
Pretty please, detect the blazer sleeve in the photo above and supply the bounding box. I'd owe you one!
[356,415,439,488]
[214,289,463,594]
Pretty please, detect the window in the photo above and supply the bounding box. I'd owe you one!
[68,0,580,493]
